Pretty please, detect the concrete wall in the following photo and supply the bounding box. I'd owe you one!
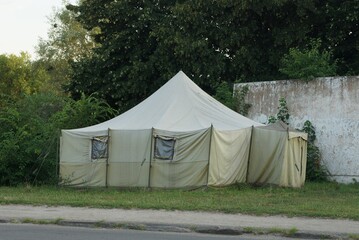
[235,76,359,183]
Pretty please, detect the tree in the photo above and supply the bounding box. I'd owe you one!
[0,53,50,106]
[66,0,358,111]
[36,0,98,93]
[214,82,236,110]
[312,0,359,75]
[68,0,321,111]
[279,39,337,81]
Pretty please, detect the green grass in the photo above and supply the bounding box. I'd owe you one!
[348,234,359,240]
[0,182,358,220]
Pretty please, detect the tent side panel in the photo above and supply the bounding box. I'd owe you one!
[150,161,208,188]
[60,130,107,186]
[107,129,151,187]
[150,128,210,188]
[208,128,252,186]
[281,137,307,187]
[60,131,92,163]
[247,128,286,185]
[60,162,106,186]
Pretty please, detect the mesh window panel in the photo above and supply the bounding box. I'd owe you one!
[154,136,175,160]
[91,136,108,159]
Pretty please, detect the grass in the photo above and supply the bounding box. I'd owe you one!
[0,182,358,220]
[21,218,63,225]
[348,234,359,240]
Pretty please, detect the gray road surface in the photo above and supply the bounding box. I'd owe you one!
[0,205,358,235]
[0,223,300,240]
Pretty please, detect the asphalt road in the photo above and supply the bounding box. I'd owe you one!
[0,223,300,240]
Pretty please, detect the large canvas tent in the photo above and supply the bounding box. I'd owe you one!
[60,71,264,188]
[247,121,308,187]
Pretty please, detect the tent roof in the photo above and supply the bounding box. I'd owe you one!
[66,71,262,133]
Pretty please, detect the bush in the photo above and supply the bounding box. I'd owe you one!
[214,82,236,110]
[214,82,251,116]
[234,85,251,116]
[301,120,329,182]
[0,93,117,186]
[268,97,290,125]
[279,39,337,81]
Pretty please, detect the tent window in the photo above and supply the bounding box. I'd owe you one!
[91,136,108,159]
[154,136,175,160]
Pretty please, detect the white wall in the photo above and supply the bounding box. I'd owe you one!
[235,76,359,183]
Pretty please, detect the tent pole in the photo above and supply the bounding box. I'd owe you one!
[245,126,254,183]
[206,125,213,187]
[148,128,154,189]
[105,128,110,188]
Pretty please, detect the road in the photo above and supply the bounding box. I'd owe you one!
[0,223,299,240]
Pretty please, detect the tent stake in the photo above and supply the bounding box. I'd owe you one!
[246,126,254,183]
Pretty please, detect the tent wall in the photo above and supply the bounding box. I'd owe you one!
[208,127,252,186]
[107,129,151,187]
[248,127,307,187]
[60,126,307,188]
[60,131,107,186]
[149,128,210,188]
[247,128,286,185]
[284,137,307,187]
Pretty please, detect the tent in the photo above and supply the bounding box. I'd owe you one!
[59,71,263,188]
[247,121,308,187]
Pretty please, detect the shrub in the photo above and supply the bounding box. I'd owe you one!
[214,82,236,110]
[279,39,337,81]
[0,93,117,185]
[214,82,251,116]
[301,120,329,182]
[234,85,252,116]
[268,97,290,124]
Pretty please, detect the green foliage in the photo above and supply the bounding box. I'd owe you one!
[33,0,356,111]
[279,39,337,81]
[66,0,340,110]
[268,97,290,124]
[315,1,359,75]
[214,83,252,116]
[0,53,50,105]
[0,94,117,186]
[36,0,97,93]
[234,85,251,116]
[213,82,235,110]
[301,121,329,182]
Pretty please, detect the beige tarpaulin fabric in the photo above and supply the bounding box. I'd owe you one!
[60,131,108,187]
[59,71,264,188]
[248,121,307,188]
[150,128,210,188]
[108,129,152,187]
[208,128,252,186]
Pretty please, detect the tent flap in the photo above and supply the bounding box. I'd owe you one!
[149,128,211,188]
[208,127,252,186]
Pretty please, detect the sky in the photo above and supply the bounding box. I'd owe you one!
[0,0,76,58]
